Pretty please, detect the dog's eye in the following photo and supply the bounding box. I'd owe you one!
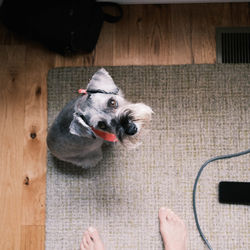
[108,98,118,109]
[98,121,107,130]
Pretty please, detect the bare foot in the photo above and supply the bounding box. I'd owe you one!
[80,227,105,250]
[159,207,188,250]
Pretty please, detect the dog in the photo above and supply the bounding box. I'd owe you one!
[47,68,153,168]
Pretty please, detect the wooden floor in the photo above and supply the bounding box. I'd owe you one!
[0,3,249,250]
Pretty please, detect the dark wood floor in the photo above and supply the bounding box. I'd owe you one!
[0,3,249,250]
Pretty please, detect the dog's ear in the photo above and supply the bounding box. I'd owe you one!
[87,68,119,94]
[69,113,96,139]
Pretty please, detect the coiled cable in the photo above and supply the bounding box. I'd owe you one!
[192,148,250,250]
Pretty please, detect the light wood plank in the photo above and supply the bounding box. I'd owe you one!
[0,46,26,250]
[21,225,45,250]
[21,46,54,226]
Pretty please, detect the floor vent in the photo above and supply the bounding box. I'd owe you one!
[216,27,250,63]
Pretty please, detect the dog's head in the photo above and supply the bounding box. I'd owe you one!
[70,68,153,146]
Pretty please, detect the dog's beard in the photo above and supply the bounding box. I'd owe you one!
[116,103,153,148]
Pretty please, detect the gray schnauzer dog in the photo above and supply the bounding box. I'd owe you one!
[47,68,153,168]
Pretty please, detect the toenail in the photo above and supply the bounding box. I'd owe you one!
[88,227,95,232]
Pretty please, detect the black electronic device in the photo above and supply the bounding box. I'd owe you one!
[219,181,250,205]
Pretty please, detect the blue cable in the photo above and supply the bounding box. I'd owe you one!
[192,148,250,250]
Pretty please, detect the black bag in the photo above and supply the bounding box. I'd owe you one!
[0,0,123,55]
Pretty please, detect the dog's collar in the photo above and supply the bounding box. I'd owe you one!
[78,88,119,95]
[91,127,118,142]
[78,89,87,94]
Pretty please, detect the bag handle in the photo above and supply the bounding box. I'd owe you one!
[99,2,123,23]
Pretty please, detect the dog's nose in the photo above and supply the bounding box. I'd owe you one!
[125,122,137,135]
[98,121,107,130]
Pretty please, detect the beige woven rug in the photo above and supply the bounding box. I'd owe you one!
[46,65,250,250]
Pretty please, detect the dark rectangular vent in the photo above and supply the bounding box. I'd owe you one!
[216,27,250,63]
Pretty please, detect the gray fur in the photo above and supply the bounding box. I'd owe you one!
[47,68,153,168]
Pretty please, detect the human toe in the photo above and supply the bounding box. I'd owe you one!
[159,207,168,220]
